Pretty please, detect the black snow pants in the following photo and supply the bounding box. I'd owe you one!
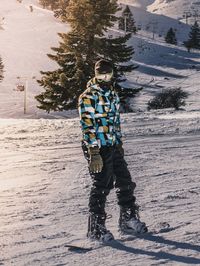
[82,142,136,215]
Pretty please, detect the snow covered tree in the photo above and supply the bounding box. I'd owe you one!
[0,56,4,83]
[165,28,177,45]
[118,5,137,34]
[184,21,200,51]
[53,0,69,20]
[48,1,58,10]
[38,0,49,9]
[36,0,135,112]
[39,0,59,10]
[38,0,69,19]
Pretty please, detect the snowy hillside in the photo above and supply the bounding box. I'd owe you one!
[0,1,200,265]
[118,3,190,40]
[0,0,69,118]
[148,0,200,21]
[120,0,200,23]
[117,3,200,113]
[119,0,199,16]
[119,0,155,9]
[0,0,200,118]
[0,112,200,265]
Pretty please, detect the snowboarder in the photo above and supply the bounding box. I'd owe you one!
[78,59,147,242]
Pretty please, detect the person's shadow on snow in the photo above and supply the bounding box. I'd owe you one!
[106,234,200,265]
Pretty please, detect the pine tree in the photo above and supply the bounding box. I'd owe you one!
[38,0,49,9]
[0,56,4,83]
[38,0,69,19]
[39,0,59,10]
[118,5,137,34]
[49,0,59,10]
[54,0,69,20]
[165,27,177,45]
[184,21,200,51]
[99,33,135,82]
[36,0,135,112]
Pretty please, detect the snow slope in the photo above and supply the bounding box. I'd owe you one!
[0,0,69,118]
[119,0,200,20]
[118,2,191,40]
[148,0,200,21]
[0,0,200,118]
[116,3,200,113]
[0,1,200,265]
[0,112,200,265]
[119,0,155,9]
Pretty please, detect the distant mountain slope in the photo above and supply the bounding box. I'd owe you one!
[118,3,190,41]
[120,0,200,23]
[0,0,199,118]
[0,0,68,118]
[118,0,155,9]
[148,0,200,21]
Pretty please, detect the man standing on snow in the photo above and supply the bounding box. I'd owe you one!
[78,59,147,242]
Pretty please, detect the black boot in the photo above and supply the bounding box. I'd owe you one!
[119,205,148,234]
[87,213,114,242]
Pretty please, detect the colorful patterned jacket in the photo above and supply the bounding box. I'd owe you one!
[78,78,122,148]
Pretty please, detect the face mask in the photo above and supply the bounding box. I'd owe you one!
[96,72,113,83]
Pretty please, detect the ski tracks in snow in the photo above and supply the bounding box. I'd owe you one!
[0,114,200,265]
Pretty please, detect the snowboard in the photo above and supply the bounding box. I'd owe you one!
[65,235,147,253]
[66,222,173,253]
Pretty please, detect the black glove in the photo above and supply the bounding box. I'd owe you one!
[116,142,124,157]
[88,146,103,173]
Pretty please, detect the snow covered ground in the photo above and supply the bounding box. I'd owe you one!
[0,112,200,265]
[148,0,200,22]
[0,0,199,118]
[121,0,200,22]
[0,1,200,265]
[0,0,68,118]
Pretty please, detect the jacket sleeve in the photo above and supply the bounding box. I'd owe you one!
[78,93,99,147]
[115,94,123,144]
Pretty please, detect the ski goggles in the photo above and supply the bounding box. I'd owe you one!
[95,72,113,82]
